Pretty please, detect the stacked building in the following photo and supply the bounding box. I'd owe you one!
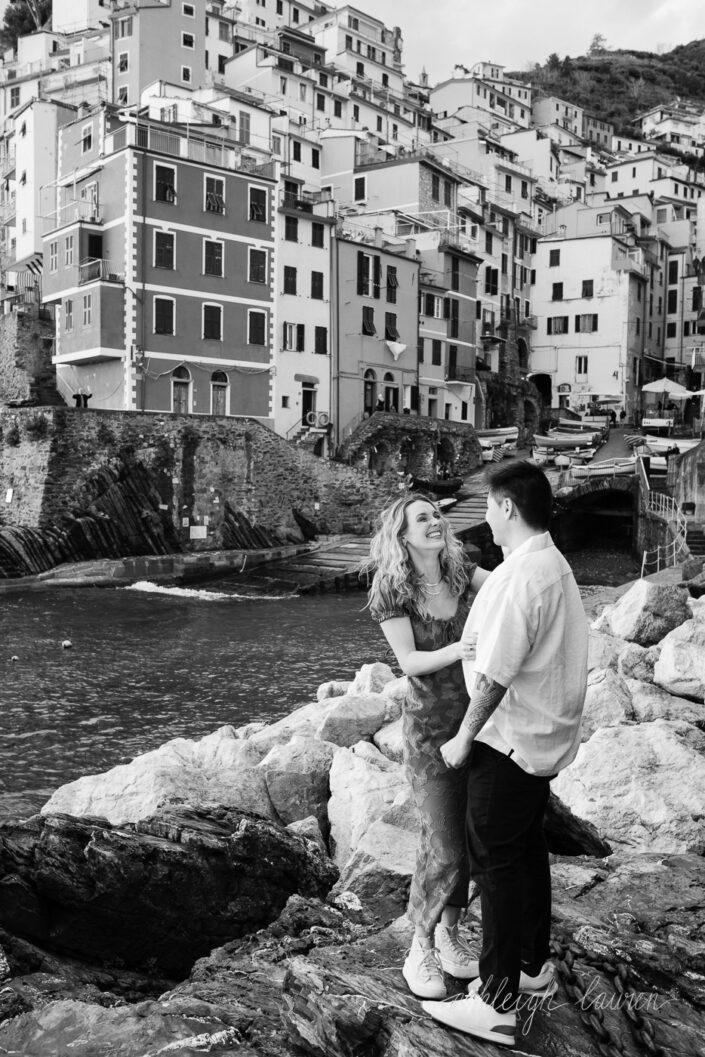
[1,0,705,443]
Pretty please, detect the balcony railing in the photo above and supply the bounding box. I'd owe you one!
[613,245,646,276]
[0,194,16,224]
[43,198,100,230]
[104,122,275,181]
[0,148,15,177]
[78,258,125,284]
[279,190,335,217]
[445,364,475,383]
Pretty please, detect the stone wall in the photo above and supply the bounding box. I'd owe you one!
[671,441,705,520]
[0,408,401,575]
[338,411,484,478]
[0,306,62,407]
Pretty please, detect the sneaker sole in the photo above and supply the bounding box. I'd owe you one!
[402,967,446,1001]
[421,1005,515,1046]
[438,959,480,980]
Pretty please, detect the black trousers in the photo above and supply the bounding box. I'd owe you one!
[466,741,552,1011]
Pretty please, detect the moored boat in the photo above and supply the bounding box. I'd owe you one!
[642,434,701,455]
[475,426,519,442]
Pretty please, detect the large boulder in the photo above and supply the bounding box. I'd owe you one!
[588,630,627,672]
[601,580,691,646]
[248,699,338,754]
[327,743,409,867]
[258,736,336,831]
[553,720,705,853]
[654,619,705,701]
[42,727,274,826]
[316,692,400,748]
[626,679,705,725]
[581,667,635,740]
[329,819,417,921]
[348,662,396,694]
[617,641,658,682]
[0,806,338,977]
[373,716,404,763]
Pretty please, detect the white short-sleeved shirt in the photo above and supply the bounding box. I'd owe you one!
[461,531,588,777]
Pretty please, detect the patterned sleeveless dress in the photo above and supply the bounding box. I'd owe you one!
[372,578,474,931]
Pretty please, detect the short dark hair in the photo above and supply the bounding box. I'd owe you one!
[486,460,553,531]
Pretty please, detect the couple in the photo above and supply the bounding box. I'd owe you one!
[365,460,588,1047]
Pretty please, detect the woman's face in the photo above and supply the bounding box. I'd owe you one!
[401,499,445,558]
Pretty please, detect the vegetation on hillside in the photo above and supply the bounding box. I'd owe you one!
[508,38,705,137]
[0,0,52,54]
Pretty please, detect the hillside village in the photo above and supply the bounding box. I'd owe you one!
[1,0,705,456]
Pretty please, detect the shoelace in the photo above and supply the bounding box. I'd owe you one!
[440,929,476,962]
[417,947,444,981]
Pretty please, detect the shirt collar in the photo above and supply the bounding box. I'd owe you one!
[504,531,553,563]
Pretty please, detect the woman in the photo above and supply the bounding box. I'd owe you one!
[364,493,489,1000]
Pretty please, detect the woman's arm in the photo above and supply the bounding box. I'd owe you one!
[380,616,475,677]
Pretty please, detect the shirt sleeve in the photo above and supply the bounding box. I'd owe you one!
[369,579,409,624]
[473,588,536,689]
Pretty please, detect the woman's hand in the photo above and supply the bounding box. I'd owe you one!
[450,633,477,663]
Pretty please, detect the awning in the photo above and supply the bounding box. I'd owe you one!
[294,374,319,384]
[9,250,43,275]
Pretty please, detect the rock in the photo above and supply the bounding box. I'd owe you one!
[42,727,275,826]
[617,641,657,682]
[0,805,338,978]
[249,699,338,754]
[327,743,407,866]
[348,661,396,694]
[316,679,352,701]
[604,580,691,646]
[372,716,404,763]
[581,668,635,740]
[626,679,705,726]
[329,819,417,922]
[588,630,627,672]
[316,692,400,748]
[258,736,336,831]
[543,794,612,858]
[553,720,705,853]
[286,816,327,856]
[688,596,705,621]
[654,619,705,701]
[379,675,409,709]
[590,603,616,633]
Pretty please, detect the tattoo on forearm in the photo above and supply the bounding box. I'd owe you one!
[461,672,508,739]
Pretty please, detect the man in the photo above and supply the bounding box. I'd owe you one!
[422,460,588,1047]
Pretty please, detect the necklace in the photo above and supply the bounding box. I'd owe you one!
[421,580,444,596]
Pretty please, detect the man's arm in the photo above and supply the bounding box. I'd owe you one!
[440,671,508,769]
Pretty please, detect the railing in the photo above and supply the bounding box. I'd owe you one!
[0,194,17,223]
[445,364,475,383]
[279,190,335,217]
[0,148,15,176]
[640,491,689,577]
[104,122,275,180]
[43,198,99,230]
[78,258,125,284]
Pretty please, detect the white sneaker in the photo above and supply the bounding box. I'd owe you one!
[402,937,447,1000]
[422,990,516,1046]
[434,924,480,980]
[519,960,558,997]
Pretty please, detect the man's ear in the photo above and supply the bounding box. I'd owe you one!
[502,496,514,520]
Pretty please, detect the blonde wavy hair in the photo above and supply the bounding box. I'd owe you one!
[362,493,469,621]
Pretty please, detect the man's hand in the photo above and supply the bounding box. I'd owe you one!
[441,727,473,770]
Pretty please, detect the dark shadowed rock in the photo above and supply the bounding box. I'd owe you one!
[0,804,337,977]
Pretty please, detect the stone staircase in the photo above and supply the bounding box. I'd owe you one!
[686,522,705,557]
[207,535,372,595]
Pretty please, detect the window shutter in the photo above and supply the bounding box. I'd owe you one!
[592,314,598,332]
[357,251,365,295]
[410,385,419,411]
[296,323,305,351]
[443,297,450,319]
[575,315,580,332]
[283,321,288,348]
[424,293,434,316]
[373,255,381,298]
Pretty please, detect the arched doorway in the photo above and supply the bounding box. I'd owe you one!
[211,370,228,415]
[384,371,399,411]
[363,369,377,417]
[517,337,529,371]
[530,373,552,408]
[172,365,191,414]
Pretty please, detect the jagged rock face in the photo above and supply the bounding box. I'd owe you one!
[654,619,705,701]
[0,805,338,978]
[580,667,635,740]
[600,580,691,646]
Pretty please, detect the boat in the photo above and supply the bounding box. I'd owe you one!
[475,427,519,442]
[531,448,553,465]
[569,458,636,479]
[533,433,601,451]
[642,434,701,455]
[412,476,464,496]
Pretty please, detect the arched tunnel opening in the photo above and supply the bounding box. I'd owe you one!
[552,489,641,585]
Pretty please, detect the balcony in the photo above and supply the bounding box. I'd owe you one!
[0,193,16,225]
[445,364,475,383]
[43,198,100,231]
[78,258,125,284]
[612,245,646,276]
[104,122,275,181]
[0,147,15,178]
[279,189,335,217]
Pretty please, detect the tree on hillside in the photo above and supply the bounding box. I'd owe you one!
[588,33,608,55]
[546,52,561,72]
[0,0,52,53]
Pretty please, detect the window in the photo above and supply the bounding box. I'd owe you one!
[292,141,301,162]
[311,222,324,248]
[272,134,281,155]
[64,299,73,331]
[666,321,677,338]
[549,248,560,267]
[432,339,442,365]
[316,93,325,112]
[82,293,92,326]
[154,297,175,335]
[668,260,679,285]
[219,20,230,41]
[249,310,267,345]
[576,355,588,375]
[9,86,20,109]
[218,54,227,75]
[356,62,365,77]
[292,6,299,21]
[552,282,563,300]
[280,76,288,95]
[450,257,459,293]
[248,247,267,283]
[385,312,399,340]
[431,173,440,201]
[155,164,176,203]
[183,3,195,14]
[282,322,304,351]
[485,231,493,254]
[521,180,528,199]
[118,52,128,72]
[314,326,328,355]
[204,239,223,277]
[65,235,74,266]
[172,366,190,414]
[311,147,320,169]
[582,279,594,298]
[575,313,598,332]
[362,306,375,335]
[182,31,194,48]
[49,241,58,273]
[283,265,297,294]
[334,99,342,118]
[667,289,678,314]
[202,303,222,340]
[285,215,298,242]
[319,72,328,87]
[249,186,267,222]
[211,370,228,416]
[81,124,93,153]
[547,316,569,334]
[386,265,397,303]
[353,104,360,122]
[693,286,703,312]
[311,271,324,299]
[181,66,192,83]
[115,15,133,38]
[484,267,498,296]
[117,86,128,105]
[205,175,225,213]
[154,231,174,268]
[238,112,251,145]
[354,176,366,201]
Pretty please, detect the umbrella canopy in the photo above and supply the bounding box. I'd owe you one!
[641,378,689,397]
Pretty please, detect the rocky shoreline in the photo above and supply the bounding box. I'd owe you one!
[1,573,705,1055]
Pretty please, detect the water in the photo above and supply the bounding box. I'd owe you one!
[0,584,384,818]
